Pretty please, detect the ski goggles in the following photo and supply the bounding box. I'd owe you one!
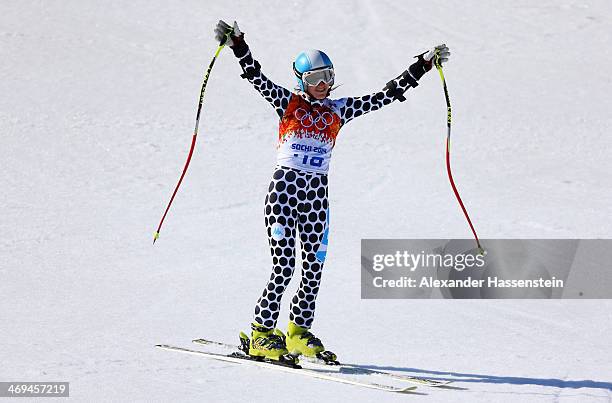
[301,68,335,87]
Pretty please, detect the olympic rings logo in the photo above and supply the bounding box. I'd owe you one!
[294,108,334,130]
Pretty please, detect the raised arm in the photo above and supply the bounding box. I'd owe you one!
[215,20,292,118]
[338,45,450,126]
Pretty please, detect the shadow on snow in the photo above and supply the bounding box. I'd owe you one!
[353,364,612,391]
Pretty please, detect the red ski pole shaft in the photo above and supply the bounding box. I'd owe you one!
[153,40,227,244]
[434,54,484,254]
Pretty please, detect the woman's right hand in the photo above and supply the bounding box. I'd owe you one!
[214,20,243,47]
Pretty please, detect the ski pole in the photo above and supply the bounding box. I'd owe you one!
[153,34,230,244]
[433,52,484,254]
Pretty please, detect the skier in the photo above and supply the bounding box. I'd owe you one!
[214,20,450,362]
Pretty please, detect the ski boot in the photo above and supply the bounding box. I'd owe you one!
[285,321,339,364]
[238,323,297,366]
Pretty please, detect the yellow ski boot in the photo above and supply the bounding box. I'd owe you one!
[285,321,328,358]
[241,323,288,361]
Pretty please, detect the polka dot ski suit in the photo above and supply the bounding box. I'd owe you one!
[230,39,423,330]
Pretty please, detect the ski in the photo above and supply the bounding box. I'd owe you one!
[192,338,454,388]
[156,344,418,393]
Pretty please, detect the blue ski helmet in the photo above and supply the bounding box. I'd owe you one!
[293,49,334,91]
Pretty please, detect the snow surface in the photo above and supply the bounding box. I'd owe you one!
[1,0,611,401]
